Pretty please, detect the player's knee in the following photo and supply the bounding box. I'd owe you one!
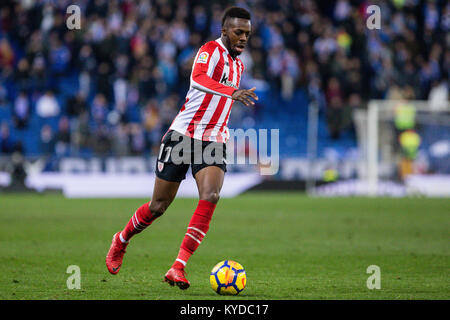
[200,191,220,204]
[149,200,170,217]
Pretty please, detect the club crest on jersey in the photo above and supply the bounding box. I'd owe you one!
[157,161,164,172]
[197,52,209,64]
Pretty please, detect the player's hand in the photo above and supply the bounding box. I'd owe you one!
[232,87,259,106]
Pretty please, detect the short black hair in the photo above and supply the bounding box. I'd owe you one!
[222,7,251,27]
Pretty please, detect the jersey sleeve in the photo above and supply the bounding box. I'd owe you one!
[190,43,237,99]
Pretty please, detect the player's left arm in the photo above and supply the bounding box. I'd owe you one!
[231,87,258,106]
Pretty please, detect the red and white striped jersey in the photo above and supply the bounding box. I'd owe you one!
[168,38,245,143]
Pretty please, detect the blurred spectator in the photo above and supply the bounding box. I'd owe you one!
[325,77,345,139]
[307,77,327,112]
[343,92,361,134]
[280,48,300,101]
[0,84,8,108]
[159,94,179,136]
[14,58,31,92]
[334,0,351,23]
[40,4,54,34]
[29,55,48,92]
[113,77,128,108]
[1,122,14,154]
[112,122,129,156]
[0,38,14,68]
[91,93,109,125]
[77,44,97,97]
[313,25,337,59]
[13,91,30,129]
[96,62,112,101]
[92,125,112,155]
[429,79,449,112]
[48,33,71,77]
[9,151,27,190]
[72,110,91,151]
[40,124,55,156]
[55,116,71,156]
[67,93,88,118]
[192,5,208,35]
[36,90,60,118]
[129,123,146,155]
[424,0,440,32]
[442,3,450,31]
[142,99,161,154]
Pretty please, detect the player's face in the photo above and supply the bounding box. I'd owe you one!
[222,17,251,56]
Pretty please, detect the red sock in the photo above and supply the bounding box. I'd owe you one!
[172,200,216,269]
[120,202,157,242]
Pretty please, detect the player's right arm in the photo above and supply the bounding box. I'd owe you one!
[190,43,258,106]
[190,43,236,98]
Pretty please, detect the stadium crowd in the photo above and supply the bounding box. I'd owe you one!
[0,0,448,157]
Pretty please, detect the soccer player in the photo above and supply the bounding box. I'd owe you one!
[106,6,258,290]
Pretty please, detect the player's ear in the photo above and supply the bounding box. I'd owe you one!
[221,19,228,37]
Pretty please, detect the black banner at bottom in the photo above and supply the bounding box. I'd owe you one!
[0,300,445,318]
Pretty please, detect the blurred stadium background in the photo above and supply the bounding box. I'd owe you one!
[0,0,448,197]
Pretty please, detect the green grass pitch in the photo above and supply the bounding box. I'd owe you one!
[0,192,448,300]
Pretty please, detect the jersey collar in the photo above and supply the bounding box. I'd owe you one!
[216,37,235,59]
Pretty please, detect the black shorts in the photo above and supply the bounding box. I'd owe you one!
[155,130,227,182]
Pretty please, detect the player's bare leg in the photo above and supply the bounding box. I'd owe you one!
[165,166,224,289]
[148,177,181,220]
[195,166,225,204]
[106,177,180,275]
